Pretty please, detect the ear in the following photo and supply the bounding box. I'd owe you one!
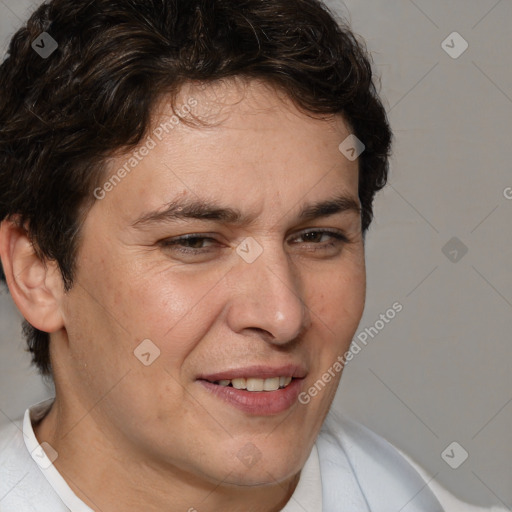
[0,219,65,333]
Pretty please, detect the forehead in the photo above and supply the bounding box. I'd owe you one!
[148,78,353,159]
[96,79,360,225]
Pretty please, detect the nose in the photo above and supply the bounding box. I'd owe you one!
[225,243,312,345]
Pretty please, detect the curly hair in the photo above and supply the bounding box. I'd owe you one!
[0,0,392,376]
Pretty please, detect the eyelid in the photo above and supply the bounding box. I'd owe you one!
[159,228,352,252]
[291,227,351,243]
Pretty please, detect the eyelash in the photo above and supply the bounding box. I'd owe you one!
[160,229,351,256]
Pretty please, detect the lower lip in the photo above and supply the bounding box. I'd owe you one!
[198,378,304,416]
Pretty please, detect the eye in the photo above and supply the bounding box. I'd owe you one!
[159,235,222,256]
[159,229,351,258]
[290,229,350,250]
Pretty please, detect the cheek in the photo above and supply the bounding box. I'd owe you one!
[61,258,131,375]
[297,264,365,420]
[91,257,229,367]
[310,263,366,338]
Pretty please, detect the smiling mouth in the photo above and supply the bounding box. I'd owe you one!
[207,376,294,392]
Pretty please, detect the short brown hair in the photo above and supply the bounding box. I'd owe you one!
[0,0,392,376]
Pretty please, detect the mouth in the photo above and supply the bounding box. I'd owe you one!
[206,376,293,392]
[197,365,307,416]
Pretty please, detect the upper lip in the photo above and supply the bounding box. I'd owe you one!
[198,364,307,382]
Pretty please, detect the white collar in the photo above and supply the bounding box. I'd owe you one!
[281,443,323,512]
[23,399,94,512]
[23,399,322,511]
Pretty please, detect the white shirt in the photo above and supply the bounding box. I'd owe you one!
[0,398,499,512]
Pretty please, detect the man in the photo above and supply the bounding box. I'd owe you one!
[0,0,445,510]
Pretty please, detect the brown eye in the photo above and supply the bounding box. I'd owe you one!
[160,235,220,255]
[291,229,349,248]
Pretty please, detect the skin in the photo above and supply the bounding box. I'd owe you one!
[0,78,366,512]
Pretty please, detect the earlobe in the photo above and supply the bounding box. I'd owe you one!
[0,219,65,333]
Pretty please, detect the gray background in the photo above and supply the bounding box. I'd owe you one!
[0,0,511,509]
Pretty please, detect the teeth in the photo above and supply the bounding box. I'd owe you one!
[214,376,293,391]
[231,378,246,390]
[246,378,264,391]
[263,377,280,391]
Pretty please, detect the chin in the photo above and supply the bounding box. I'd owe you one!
[212,439,306,487]
[221,464,302,487]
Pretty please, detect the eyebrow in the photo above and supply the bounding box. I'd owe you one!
[132,193,361,229]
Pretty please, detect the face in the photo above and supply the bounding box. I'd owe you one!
[57,79,366,486]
